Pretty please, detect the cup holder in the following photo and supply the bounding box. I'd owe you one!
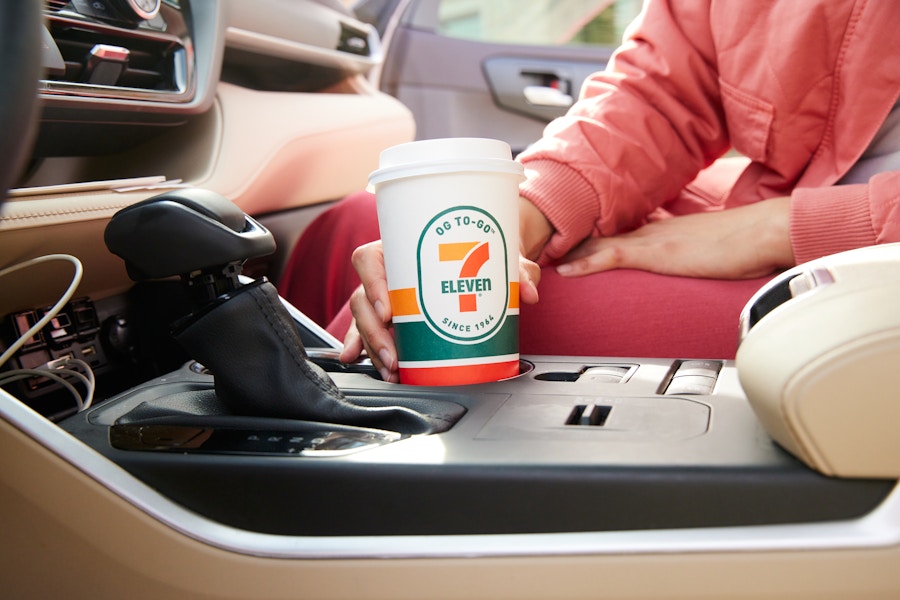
[503,359,534,380]
[197,352,535,385]
[307,350,535,383]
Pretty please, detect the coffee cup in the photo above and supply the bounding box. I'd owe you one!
[368,138,524,385]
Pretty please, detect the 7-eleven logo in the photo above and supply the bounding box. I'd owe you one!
[439,241,490,312]
[417,205,509,343]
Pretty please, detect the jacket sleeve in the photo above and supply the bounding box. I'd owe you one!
[790,171,900,264]
[517,0,729,263]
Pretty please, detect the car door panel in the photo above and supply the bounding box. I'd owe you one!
[379,5,613,152]
[482,55,612,123]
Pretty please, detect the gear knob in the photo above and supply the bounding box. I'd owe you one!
[105,188,276,305]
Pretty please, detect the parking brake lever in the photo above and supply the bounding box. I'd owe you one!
[104,189,444,434]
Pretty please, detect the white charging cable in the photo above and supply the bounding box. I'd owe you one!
[0,254,94,411]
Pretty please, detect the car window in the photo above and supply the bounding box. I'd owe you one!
[435,0,643,47]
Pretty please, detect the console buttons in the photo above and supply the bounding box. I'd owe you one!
[665,375,716,396]
[664,360,722,395]
[674,360,722,379]
[579,366,631,384]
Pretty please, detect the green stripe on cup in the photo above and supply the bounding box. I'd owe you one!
[394,315,518,362]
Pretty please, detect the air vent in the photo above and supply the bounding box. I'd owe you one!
[42,14,192,102]
[49,24,181,91]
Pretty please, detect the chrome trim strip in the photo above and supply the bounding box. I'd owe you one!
[3,387,899,560]
[39,80,190,103]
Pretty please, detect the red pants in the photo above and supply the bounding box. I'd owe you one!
[279,191,774,359]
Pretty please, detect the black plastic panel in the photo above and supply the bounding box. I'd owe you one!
[59,442,894,536]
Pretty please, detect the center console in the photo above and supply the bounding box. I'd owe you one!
[58,351,893,537]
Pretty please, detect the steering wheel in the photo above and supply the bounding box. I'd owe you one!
[0,2,42,203]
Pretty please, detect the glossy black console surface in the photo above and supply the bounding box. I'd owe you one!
[60,357,895,536]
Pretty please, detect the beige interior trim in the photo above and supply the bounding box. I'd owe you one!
[196,81,414,214]
[0,190,150,233]
[737,245,900,478]
[786,331,900,477]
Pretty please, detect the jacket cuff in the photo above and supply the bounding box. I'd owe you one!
[790,184,875,264]
[518,158,600,263]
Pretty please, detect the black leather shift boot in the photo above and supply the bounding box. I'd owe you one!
[173,280,462,434]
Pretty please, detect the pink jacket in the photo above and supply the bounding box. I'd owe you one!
[517,0,900,266]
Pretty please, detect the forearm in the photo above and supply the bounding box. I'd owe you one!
[556,196,795,280]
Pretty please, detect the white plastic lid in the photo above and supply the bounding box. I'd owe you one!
[368,138,525,188]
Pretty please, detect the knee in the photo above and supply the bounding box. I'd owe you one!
[338,190,377,217]
[318,190,380,243]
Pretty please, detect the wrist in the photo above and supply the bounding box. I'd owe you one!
[761,196,796,269]
[519,197,553,261]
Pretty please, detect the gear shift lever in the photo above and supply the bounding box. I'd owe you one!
[105,189,461,434]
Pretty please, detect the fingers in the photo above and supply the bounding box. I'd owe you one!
[556,242,626,276]
[345,285,399,382]
[518,255,541,304]
[351,241,390,318]
[346,241,400,382]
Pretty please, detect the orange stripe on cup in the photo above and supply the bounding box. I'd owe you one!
[509,281,519,309]
[400,359,520,386]
[389,288,420,316]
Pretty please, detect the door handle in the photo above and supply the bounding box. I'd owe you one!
[523,85,574,108]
